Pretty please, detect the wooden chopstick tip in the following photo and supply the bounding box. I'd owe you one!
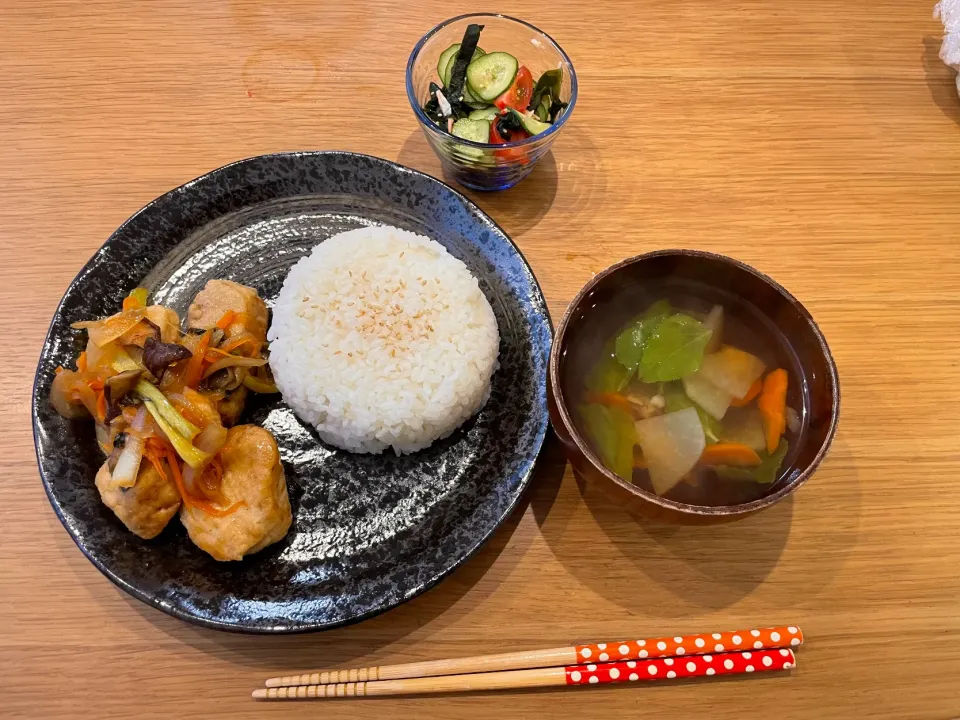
[252,688,268,700]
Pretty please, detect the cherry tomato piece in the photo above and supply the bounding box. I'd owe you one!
[493,66,534,111]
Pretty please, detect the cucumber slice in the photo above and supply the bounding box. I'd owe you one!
[509,109,552,137]
[444,54,487,105]
[468,106,500,121]
[451,118,491,144]
[536,97,551,122]
[463,83,484,105]
[439,45,485,86]
[466,52,519,101]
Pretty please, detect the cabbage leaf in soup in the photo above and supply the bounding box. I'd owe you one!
[613,299,674,374]
[639,313,713,383]
[586,347,633,394]
[579,403,635,481]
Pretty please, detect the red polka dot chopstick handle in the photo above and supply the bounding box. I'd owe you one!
[565,648,796,686]
[253,650,797,699]
[262,625,803,689]
[574,625,803,663]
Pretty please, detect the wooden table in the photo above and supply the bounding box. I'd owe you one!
[3,1,959,717]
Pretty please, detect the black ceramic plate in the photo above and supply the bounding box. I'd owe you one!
[32,152,551,633]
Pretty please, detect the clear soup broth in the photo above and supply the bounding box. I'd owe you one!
[562,279,807,507]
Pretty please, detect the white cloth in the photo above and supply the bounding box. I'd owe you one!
[935,1,960,67]
[935,1,960,97]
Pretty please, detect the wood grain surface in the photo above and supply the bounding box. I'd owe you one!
[2,1,959,718]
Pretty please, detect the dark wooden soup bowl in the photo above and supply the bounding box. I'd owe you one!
[548,250,840,524]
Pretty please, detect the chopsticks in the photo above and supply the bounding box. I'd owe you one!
[255,625,802,700]
[264,625,802,687]
[254,649,796,699]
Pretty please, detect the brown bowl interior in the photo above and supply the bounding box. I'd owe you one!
[549,250,839,522]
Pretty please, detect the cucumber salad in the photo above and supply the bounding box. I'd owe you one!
[422,23,568,150]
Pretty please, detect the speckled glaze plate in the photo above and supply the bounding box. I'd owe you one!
[32,152,551,633]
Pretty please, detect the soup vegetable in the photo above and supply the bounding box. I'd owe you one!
[422,23,569,148]
[577,300,798,504]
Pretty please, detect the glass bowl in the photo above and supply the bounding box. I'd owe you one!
[406,13,578,191]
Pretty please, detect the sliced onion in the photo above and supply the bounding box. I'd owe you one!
[72,381,100,418]
[73,308,145,347]
[110,434,143,489]
[219,330,261,355]
[131,404,148,432]
[84,338,118,372]
[202,355,267,379]
[194,423,228,455]
[95,423,113,454]
[182,463,202,497]
[50,370,89,419]
[144,305,181,343]
[182,458,226,504]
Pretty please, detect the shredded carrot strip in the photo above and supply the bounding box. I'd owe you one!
[76,352,88,372]
[183,330,212,389]
[221,335,258,355]
[144,438,169,480]
[87,377,104,392]
[95,390,107,422]
[196,456,225,502]
[163,445,243,517]
[216,310,236,330]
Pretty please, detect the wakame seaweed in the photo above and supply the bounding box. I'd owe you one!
[423,81,444,123]
[446,23,483,108]
[496,109,525,138]
[549,98,569,123]
[528,68,563,112]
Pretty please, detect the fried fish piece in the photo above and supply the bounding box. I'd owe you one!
[187,279,268,341]
[180,425,291,561]
[95,458,181,539]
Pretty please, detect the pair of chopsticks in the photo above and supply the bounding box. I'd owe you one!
[253,625,802,700]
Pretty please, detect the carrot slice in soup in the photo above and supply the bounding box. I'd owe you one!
[699,442,763,466]
[585,392,634,414]
[757,369,788,453]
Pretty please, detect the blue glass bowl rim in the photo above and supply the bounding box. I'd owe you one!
[405,13,579,150]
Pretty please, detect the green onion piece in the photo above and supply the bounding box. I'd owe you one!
[126,287,149,307]
[111,346,201,441]
[135,380,200,440]
[242,374,279,394]
[143,399,210,469]
[111,347,141,373]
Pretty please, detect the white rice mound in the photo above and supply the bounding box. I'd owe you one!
[268,225,500,455]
